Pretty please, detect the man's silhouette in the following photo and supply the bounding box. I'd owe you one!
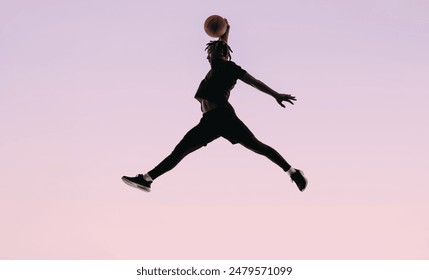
[122,19,307,192]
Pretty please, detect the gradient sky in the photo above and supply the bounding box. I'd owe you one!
[1,0,428,259]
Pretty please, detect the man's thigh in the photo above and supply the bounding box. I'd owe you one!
[175,117,220,151]
[221,113,256,145]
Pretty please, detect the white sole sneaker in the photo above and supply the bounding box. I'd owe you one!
[122,177,151,192]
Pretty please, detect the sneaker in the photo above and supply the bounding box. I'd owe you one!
[122,174,151,192]
[290,169,307,192]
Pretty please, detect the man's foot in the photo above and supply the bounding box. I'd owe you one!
[122,174,151,192]
[290,169,307,192]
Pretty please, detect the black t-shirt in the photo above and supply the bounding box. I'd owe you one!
[194,60,246,107]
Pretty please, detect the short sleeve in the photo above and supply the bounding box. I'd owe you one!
[228,61,247,79]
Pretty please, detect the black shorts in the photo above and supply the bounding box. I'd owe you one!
[181,106,256,147]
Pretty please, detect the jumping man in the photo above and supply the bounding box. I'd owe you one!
[122,19,308,192]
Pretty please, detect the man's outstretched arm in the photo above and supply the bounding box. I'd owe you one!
[240,72,297,108]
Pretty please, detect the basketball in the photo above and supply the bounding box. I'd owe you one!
[204,15,227,38]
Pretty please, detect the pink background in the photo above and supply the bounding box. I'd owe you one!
[1,0,428,259]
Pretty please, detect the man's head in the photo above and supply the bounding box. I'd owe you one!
[205,40,232,63]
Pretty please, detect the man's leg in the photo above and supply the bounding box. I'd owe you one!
[222,111,307,191]
[221,111,292,172]
[122,117,218,191]
[239,136,291,172]
[147,119,218,180]
[240,136,308,191]
[240,136,307,191]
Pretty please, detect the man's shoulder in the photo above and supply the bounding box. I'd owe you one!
[225,60,245,71]
[226,60,240,66]
[226,60,246,77]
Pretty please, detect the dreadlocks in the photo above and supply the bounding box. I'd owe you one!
[205,40,233,60]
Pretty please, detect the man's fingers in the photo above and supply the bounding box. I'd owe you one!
[277,95,296,107]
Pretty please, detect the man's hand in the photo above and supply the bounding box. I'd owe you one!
[275,93,296,108]
[224,18,230,29]
[239,73,296,107]
[220,18,230,43]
